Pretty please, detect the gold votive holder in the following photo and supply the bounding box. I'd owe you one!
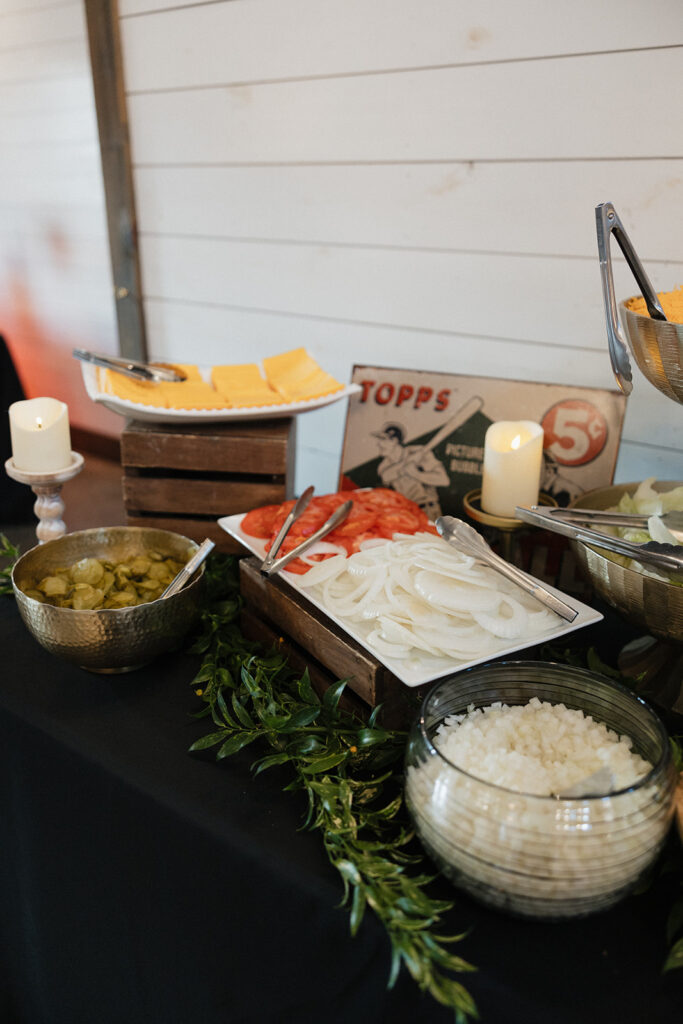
[463,489,557,561]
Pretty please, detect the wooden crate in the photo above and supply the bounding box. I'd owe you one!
[240,606,375,723]
[239,557,422,726]
[121,418,296,552]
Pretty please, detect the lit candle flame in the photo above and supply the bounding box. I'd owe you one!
[510,434,521,450]
[36,417,43,430]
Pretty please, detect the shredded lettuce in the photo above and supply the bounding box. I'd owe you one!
[606,478,683,586]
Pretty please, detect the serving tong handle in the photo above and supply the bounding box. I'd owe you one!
[533,505,683,540]
[517,505,683,580]
[435,516,578,622]
[261,499,353,578]
[260,486,314,574]
[73,348,186,383]
[160,538,215,599]
[595,202,667,397]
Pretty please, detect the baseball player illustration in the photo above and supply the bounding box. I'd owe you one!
[372,396,484,519]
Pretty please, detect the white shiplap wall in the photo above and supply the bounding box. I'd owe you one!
[118,0,683,492]
[0,0,120,438]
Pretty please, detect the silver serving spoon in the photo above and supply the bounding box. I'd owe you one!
[160,538,215,599]
[435,517,578,622]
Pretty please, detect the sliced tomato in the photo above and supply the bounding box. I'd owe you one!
[342,531,378,554]
[374,510,424,538]
[314,492,349,512]
[242,502,291,539]
[243,487,437,572]
[331,509,376,537]
[279,557,312,574]
[355,488,417,511]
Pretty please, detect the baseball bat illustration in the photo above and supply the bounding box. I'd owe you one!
[406,395,484,462]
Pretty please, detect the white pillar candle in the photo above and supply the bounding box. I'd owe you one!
[9,397,72,473]
[480,420,544,518]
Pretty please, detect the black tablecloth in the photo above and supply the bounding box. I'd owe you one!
[1,595,682,1024]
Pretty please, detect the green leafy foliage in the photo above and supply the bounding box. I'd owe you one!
[0,534,20,596]
[664,934,683,973]
[670,735,683,775]
[188,554,478,1019]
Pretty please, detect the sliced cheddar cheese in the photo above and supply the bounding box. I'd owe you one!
[101,369,167,407]
[157,380,229,410]
[211,363,286,407]
[262,347,343,401]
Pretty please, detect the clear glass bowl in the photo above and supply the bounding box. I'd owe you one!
[404,661,677,920]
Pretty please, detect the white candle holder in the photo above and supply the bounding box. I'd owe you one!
[5,452,85,544]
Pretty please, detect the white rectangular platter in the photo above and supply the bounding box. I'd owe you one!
[219,512,603,687]
[79,362,360,424]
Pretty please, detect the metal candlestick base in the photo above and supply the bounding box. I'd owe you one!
[5,453,85,544]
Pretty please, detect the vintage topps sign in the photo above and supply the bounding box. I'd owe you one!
[339,367,626,516]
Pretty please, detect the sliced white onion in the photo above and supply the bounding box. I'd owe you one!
[298,541,347,565]
[296,553,347,586]
[413,569,501,612]
[471,594,529,639]
[299,534,564,664]
[358,537,391,551]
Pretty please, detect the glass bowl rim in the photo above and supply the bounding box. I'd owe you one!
[415,659,672,802]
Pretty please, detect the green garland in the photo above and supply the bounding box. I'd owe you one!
[188,556,478,1020]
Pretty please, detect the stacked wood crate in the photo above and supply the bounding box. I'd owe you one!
[121,418,295,552]
[239,556,419,726]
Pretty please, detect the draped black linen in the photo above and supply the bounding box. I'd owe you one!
[0,595,681,1024]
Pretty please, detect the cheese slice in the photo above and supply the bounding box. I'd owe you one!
[157,381,229,410]
[101,369,167,407]
[211,363,286,407]
[262,347,343,401]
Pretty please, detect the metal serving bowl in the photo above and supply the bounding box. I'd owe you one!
[12,526,204,673]
[620,301,683,404]
[570,481,683,643]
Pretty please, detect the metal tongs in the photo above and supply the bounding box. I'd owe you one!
[516,505,683,581]
[260,486,353,577]
[73,348,186,383]
[160,538,215,599]
[595,202,667,396]
[529,505,683,542]
[435,516,578,622]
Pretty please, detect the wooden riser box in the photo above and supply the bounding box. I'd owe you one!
[121,418,296,551]
[239,556,423,728]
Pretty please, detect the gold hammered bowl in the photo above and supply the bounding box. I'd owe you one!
[12,526,204,673]
[570,481,683,644]
[621,302,683,404]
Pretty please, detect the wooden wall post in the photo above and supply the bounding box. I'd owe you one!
[84,0,147,361]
